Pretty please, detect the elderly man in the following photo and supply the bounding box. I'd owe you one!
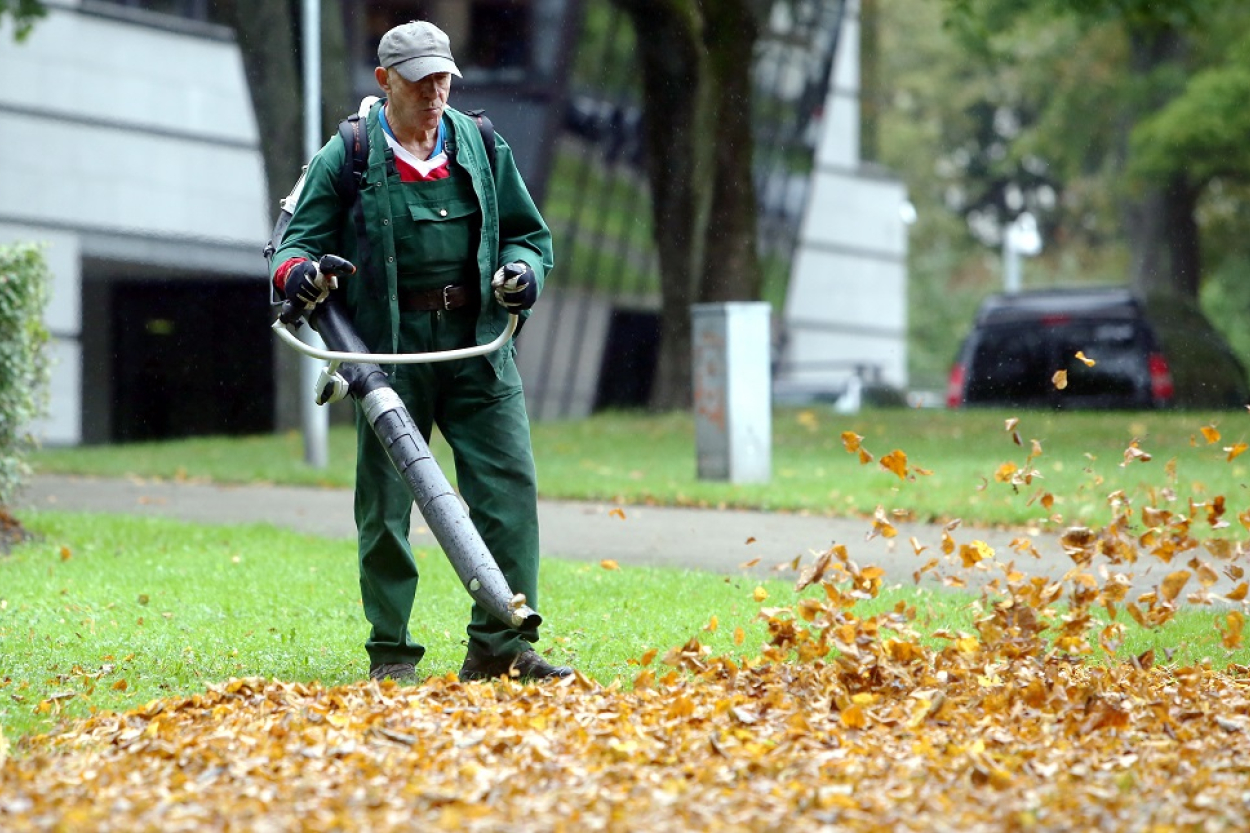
[269,21,569,684]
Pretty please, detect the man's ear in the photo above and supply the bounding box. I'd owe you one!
[374,66,390,93]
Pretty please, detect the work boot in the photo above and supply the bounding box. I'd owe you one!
[459,649,573,682]
[368,662,418,684]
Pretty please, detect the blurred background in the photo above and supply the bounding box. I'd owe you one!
[2,0,1247,447]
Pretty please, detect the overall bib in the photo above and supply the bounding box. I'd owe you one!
[353,158,541,667]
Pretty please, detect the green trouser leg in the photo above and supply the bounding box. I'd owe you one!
[353,306,540,666]
[354,407,426,666]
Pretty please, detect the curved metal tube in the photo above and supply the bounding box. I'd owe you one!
[271,313,518,364]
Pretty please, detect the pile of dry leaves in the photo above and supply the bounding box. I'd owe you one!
[4,422,1250,830]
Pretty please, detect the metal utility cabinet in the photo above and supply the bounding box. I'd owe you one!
[692,303,772,484]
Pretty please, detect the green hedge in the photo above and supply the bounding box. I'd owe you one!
[0,242,51,506]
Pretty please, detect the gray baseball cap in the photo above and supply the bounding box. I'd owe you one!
[378,21,462,82]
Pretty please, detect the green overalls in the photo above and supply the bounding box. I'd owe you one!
[354,148,541,667]
[271,103,553,671]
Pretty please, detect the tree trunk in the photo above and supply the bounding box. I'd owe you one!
[1123,24,1202,301]
[613,0,716,410]
[695,0,763,305]
[320,0,351,135]
[1126,172,1200,300]
[218,0,353,432]
[0,505,33,555]
[216,0,303,213]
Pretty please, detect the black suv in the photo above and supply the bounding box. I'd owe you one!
[946,288,1246,410]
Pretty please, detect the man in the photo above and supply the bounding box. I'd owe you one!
[269,20,569,684]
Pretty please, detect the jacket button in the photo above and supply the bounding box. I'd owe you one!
[439,209,448,217]
[383,219,389,225]
[388,256,394,263]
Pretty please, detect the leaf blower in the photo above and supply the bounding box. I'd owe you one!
[272,254,540,631]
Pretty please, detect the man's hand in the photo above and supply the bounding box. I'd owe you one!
[285,261,332,308]
[491,262,537,311]
[284,255,356,310]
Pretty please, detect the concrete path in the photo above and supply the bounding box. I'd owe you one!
[24,473,1228,599]
[17,474,1093,592]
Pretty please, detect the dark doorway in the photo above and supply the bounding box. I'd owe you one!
[594,308,660,409]
[111,280,273,441]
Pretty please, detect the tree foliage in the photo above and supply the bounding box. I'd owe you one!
[868,0,1250,384]
[1131,33,1250,185]
[939,0,1250,304]
[0,0,45,40]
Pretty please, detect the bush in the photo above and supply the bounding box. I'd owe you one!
[1201,255,1250,379]
[0,242,51,507]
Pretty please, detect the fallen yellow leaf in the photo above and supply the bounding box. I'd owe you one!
[839,703,867,729]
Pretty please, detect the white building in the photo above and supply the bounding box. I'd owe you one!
[1,1,270,445]
[774,0,910,404]
[1,0,575,445]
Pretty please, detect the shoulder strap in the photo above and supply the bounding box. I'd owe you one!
[463,108,497,174]
[336,113,382,300]
[335,114,368,201]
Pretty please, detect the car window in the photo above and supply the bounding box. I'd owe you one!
[964,318,1150,406]
[1053,321,1147,401]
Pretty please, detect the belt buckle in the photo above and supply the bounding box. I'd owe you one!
[441,285,454,311]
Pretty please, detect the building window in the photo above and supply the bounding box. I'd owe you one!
[89,0,226,25]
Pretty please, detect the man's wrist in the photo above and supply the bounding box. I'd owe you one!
[273,257,309,292]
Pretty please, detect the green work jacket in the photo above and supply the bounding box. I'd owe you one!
[270,101,554,377]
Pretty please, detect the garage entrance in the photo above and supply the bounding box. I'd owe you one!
[110,280,273,442]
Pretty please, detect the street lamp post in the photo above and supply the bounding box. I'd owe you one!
[1003,212,1042,294]
[300,0,329,468]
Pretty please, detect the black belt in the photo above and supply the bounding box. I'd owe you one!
[398,284,476,312]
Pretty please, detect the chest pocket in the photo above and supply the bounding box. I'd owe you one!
[392,175,482,285]
[406,192,478,224]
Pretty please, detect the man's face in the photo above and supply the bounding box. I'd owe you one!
[382,69,452,132]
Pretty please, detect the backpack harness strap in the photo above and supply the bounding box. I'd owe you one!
[463,109,497,175]
[336,108,497,302]
[273,107,500,302]
[335,115,381,300]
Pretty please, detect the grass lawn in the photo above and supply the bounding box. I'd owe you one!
[10,406,1250,743]
[0,511,927,740]
[4,506,1248,742]
[31,406,1250,530]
